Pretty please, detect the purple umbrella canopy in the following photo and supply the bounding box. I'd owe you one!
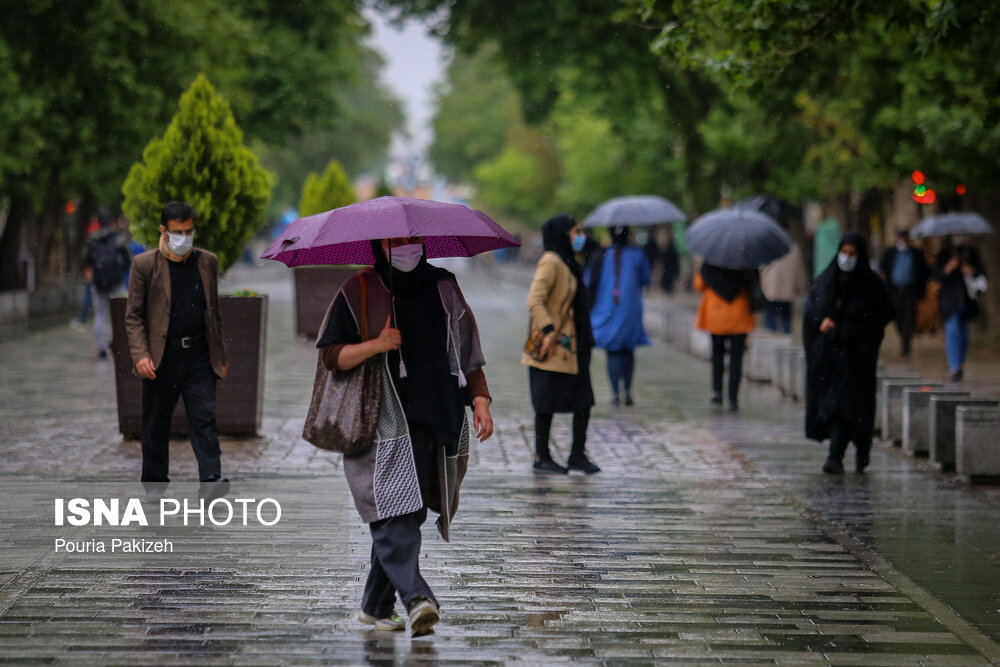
[261,196,520,267]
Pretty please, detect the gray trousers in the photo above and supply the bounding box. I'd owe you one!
[93,286,120,352]
[361,508,437,617]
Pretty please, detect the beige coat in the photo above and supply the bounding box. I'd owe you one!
[760,242,807,303]
[125,248,228,378]
[522,251,579,375]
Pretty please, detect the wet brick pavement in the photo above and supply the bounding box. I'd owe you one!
[1,263,999,664]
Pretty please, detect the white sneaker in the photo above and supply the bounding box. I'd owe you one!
[358,611,405,632]
[407,599,439,637]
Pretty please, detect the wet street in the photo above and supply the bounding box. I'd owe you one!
[2,264,1000,664]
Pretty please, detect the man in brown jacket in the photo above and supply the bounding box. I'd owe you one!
[125,201,229,499]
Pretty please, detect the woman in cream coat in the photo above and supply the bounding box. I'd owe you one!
[522,214,600,475]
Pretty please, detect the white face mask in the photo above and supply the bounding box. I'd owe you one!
[167,231,193,256]
[389,243,423,272]
[896,241,908,251]
[837,252,858,272]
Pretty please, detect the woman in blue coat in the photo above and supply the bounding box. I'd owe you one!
[587,226,652,406]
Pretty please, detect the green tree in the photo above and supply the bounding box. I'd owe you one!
[122,75,272,272]
[298,159,356,217]
[429,43,522,182]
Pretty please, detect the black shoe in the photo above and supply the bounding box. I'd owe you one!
[198,476,230,502]
[950,369,964,382]
[822,458,844,475]
[729,401,739,413]
[97,349,108,360]
[611,396,620,407]
[856,456,870,474]
[567,454,601,475]
[533,458,569,475]
[710,393,723,405]
[624,395,634,407]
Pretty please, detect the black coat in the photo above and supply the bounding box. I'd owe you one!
[804,241,895,442]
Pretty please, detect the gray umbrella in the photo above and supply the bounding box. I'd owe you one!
[685,208,791,269]
[910,212,993,238]
[582,195,686,228]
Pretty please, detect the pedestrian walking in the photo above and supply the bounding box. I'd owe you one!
[879,229,931,357]
[695,263,755,411]
[804,233,895,475]
[125,201,230,500]
[523,214,600,475]
[587,225,652,407]
[760,241,807,334]
[935,242,987,381]
[660,232,680,294]
[315,236,494,637]
[84,208,131,358]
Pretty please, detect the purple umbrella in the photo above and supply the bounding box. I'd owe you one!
[261,196,519,266]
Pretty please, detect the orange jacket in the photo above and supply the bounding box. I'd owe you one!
[694,273,755,335]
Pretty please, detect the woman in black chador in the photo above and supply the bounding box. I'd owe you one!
[804,233,895,474]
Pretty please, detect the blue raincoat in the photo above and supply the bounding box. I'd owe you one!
[588,246,652,351]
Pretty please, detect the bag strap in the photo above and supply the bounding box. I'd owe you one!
[359,273,370,341]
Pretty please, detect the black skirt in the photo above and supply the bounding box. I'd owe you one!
[529,348,595,414]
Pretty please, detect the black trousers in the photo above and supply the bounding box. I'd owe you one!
[711,334,747,403]
[890,286,920,353]
[534,410,591,461]
[140,343,222,482]
[361,508,436,617]
[828,414,872,465]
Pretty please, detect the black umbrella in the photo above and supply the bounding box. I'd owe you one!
[685,208,791,269]
[734,194,800,227]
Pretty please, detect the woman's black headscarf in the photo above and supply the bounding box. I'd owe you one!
[370,240,465,441]
[700,263,752,302]
[611,225,630,248]
[542,214,594,351]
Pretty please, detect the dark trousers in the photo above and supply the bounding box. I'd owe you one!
[764,301,792,334]
[606,349,635,398]
[828,415,872,466]
[711,334,747,404]
[890,286,920,354]
[361,508,436,617]
[140,343,222,482]
[535,410,591,460]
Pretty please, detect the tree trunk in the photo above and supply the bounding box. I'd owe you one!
[970,192,1000,334]
[0,196,31,291]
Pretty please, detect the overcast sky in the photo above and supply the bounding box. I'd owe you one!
[364,7,446,154]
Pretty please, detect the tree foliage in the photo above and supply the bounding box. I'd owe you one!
[298,160,356,217]
[122,75,272,273]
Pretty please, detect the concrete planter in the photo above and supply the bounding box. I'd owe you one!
[930,397,1000,470]
[293,266,358,338]
[901,389,968,457]
[879,379,942,444]
[956,406,1000,481]
[874,373,920,435]
[110,295,268,438]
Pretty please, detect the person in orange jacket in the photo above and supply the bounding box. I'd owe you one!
[695,263,756,411]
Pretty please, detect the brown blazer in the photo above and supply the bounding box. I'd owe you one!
[125,248,227,377]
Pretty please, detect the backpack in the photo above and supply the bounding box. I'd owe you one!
[89,233,129,294]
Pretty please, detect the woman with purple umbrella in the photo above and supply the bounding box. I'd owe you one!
[315,235,494,637]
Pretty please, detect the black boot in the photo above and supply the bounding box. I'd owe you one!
[567,453,601,474]
[822,458,844,475]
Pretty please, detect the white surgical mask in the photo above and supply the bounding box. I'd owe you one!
[896,241,908,251]
[389,243,423,272]
[167,231,193,256]
[837,252,858,272]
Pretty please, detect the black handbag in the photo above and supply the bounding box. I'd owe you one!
[302,275,383,455]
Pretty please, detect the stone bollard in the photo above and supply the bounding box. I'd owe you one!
[930,397,1000,470]
[747,335,789,383]
[880,380,943,444]
[794,351,807,402]
[956,406,1000,480]
[874,374,920,435]
[901,388,968,457]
